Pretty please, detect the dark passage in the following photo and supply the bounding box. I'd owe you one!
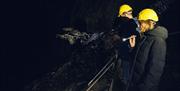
[2,0,180,91]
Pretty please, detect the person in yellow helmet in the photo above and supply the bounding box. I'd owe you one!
[126,8,168,91]
[111,4,140,91]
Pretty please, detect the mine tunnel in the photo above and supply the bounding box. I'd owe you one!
[2,0,180,91]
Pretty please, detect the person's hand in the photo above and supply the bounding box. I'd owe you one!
[129,35,136,48]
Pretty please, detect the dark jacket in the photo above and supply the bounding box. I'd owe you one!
[129,26,168,91]
[111,17,140,91]
[113,17,139,60]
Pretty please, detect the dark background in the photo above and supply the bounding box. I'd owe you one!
[1,0,180,91]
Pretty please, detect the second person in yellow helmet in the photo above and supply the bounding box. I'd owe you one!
[112,4,140,91]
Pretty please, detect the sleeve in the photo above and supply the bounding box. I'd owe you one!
[138,38,167,91]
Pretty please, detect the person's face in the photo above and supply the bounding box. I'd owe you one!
[139,20,155,33]
[139,21,148,33]
[122,10,133,19]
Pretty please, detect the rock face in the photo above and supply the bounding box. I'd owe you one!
[25,0,122,90]
[25,32,117,91]
[68,0,119,33]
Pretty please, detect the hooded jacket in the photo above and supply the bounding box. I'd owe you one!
[129,26,168,91]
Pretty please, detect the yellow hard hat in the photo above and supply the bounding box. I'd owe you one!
[138,8,159,22]
[118,4,132,17]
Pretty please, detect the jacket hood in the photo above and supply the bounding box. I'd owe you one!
[145,26,168,39]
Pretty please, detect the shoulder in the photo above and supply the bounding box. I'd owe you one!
[155,26,167,30]
[146,25,168,39]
